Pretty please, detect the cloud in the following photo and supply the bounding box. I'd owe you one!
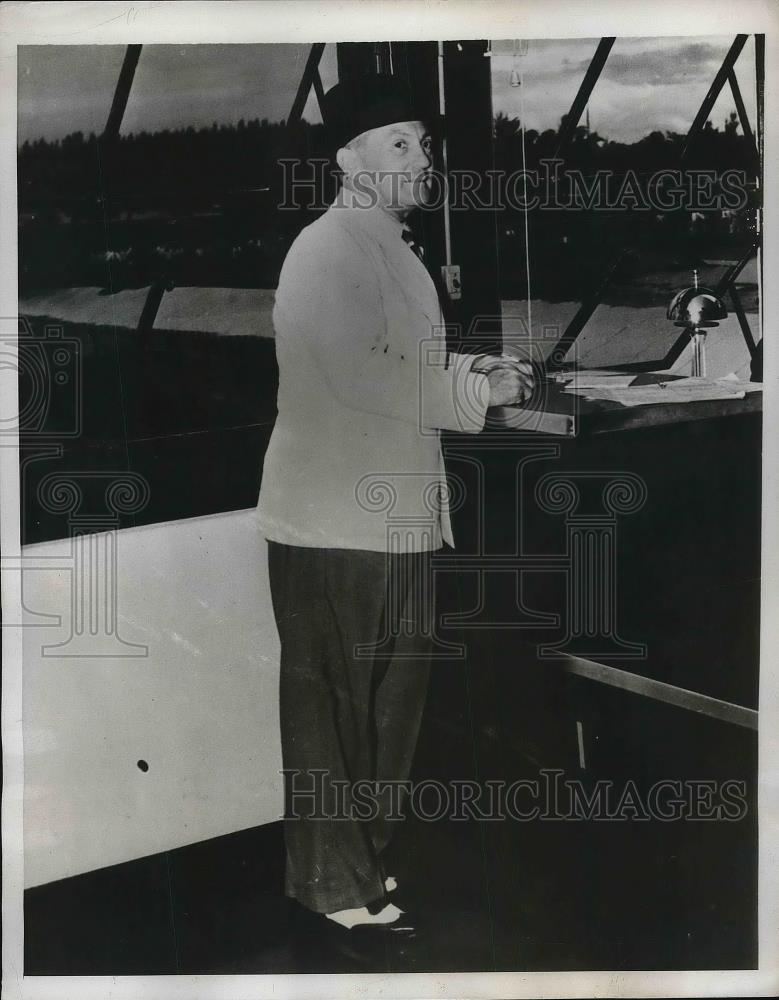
[588,42,725,86]
[18,37,756,147]
[491,35,756,143]
[17,43,339,144]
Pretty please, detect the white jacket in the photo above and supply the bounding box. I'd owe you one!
[254,187,491,552]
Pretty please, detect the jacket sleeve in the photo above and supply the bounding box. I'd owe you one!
[272,221,491,433]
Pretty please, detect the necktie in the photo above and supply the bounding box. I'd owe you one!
[401,227,425,262]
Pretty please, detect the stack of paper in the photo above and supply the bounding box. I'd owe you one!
[563,376,760,407]
[553,372,636,390]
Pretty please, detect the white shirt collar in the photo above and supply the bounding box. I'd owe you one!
[330,183,410,247]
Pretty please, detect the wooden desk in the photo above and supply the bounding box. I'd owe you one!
[444,384,763,714]
[492,378,763,437]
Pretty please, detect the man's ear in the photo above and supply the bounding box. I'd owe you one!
[336,144,361,176]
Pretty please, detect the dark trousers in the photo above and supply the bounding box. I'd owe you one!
[267,541,434,914]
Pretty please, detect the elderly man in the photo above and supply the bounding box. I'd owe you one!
[255,75,532,938]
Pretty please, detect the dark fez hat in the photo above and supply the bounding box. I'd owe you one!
[321,73,435,150]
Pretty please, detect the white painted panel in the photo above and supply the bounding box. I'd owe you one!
[153,286,276,337]
[19,286,149,328]
[22,508,282,888]
[18,285,277,338]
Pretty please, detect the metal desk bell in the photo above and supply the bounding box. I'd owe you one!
[667,270,728,378]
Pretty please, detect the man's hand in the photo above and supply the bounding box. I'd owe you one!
[470,354,535,407]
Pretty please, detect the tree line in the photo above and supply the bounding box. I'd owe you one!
[18,111,759,216]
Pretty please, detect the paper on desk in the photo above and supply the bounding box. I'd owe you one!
[718,373,764,392]
[566,377,753,406]
[553,371,636,389]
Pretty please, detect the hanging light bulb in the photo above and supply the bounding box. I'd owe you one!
[510,39,528,87]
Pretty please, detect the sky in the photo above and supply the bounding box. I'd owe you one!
[490,36,757,141]
[17,36,757,146]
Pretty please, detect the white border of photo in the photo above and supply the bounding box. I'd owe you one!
[1,2,777,998]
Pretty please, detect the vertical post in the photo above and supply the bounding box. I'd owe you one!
[441,40,502,353]
[755,33,765,338]
[755,34,765,185]
[336,42,379,85]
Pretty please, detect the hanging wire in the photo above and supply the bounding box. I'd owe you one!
[516,40,533,342]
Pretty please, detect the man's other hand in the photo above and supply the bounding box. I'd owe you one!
[471,355,535,407]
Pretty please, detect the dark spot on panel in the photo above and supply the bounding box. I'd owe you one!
[137,760,149,772]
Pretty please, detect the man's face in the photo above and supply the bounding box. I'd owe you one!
[345,120,434,213]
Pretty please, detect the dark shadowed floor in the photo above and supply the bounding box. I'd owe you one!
[25,662,757,975]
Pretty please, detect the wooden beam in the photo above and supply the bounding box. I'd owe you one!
[288,43,326,128]
[715,240,760,297]
[729,285,756,357]
[547,249,632,368]
[312,67,326,118]
[102,44,142,143]
[727,67,757,161]
[681,35,748,161]
[553,38,615,159]
[563,653,758,730]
